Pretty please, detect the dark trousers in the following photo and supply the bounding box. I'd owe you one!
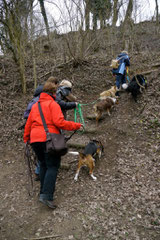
[116,74,126,89]
[31,142,61,201]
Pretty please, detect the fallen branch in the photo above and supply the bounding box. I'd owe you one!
[24,234,61,240]
[86,115,104,120]
[39,60,73,79]
[69,159,78,164]
[138,103,147,116]
[140,69,158,75]
[139,225,160,231]
[60,163,70,170]
[67,142,85,149]
[151,63,160,67]
[39,71,51,79]
[83,128,97,134]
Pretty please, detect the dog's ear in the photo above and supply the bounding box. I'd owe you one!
[95,140,104,151]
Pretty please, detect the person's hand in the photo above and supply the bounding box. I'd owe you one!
[80,124,84,131]
[75,102,79,107]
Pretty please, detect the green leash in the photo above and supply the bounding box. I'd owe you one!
[74,104,85,128]
[80,98,100,106]
[74,99,100,132]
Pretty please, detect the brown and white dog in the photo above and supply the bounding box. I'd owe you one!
[93,97,118,125]
[100,86,117,100]
[73,140,104,181]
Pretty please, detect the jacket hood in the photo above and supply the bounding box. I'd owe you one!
[118,53,128,58]
[33,85,43,97]
[58,86,71,91]
[59,80,72,88]
[39,92,56,101]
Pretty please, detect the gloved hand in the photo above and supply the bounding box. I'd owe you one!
[75,102,79,107]
[80,124,84,131]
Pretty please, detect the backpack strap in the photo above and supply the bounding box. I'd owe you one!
[38,102,49,134]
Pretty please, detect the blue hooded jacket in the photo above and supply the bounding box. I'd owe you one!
[112,52,130,75]
[56,86,76,110]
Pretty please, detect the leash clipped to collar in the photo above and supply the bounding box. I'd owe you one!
[74,104,85,131]
[127,74,130,82]
[126,67,130,82]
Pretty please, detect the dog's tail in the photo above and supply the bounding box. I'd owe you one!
[68,151,79,156]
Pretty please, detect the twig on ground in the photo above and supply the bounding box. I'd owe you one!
[39,60,73,79]
[24,234,61,240]
[140,69,158,75]
[69,159,78,164]
[137,103,147,116]
[67,142,85,149]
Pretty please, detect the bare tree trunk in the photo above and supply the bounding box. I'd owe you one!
[155,0,159,25]
[0,0,31,93]
[7,6,26,93]
[18,42,26,94]
[112,0,118,27]
[38,0,51,49]
[123,0,133,26]
[99,9,105,29]
[30,0,37,90]
[93,9,98,30]
[85,0,90,30]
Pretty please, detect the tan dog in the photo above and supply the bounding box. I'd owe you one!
[93,97,118,125]
[74,140,104,181]
[100,86,117,100]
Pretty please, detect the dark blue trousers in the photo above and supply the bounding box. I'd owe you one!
[116,74,126,89]
[31,142,61,201]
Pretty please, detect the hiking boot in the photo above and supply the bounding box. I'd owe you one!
[39,198,57,209]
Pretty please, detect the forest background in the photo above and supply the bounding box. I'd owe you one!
[0,1,160,240]
[0,0,159,93]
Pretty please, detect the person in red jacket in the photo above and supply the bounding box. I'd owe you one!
[24,78,82,209]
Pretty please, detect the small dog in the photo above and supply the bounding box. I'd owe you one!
[93,97,118,125]
[126,74,147,102]
[74,140,104,181]
[100,86,117,100]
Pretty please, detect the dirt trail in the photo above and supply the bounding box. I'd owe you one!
[0,25,160,238]
[0,84,160,240]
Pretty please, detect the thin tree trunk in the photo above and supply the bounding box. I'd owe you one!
[30,0,37,90]
[18,43,26,94]
[93,9,98,30]
[99,9,105,29]
[112,0,118,27]
[123,0,133,26]
[85,0,90,30]
[155,0,159,25]
[38,0,51,49]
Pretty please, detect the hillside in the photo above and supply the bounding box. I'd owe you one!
[0,22,160,240]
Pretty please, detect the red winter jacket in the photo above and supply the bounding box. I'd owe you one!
[23,93,81,143]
